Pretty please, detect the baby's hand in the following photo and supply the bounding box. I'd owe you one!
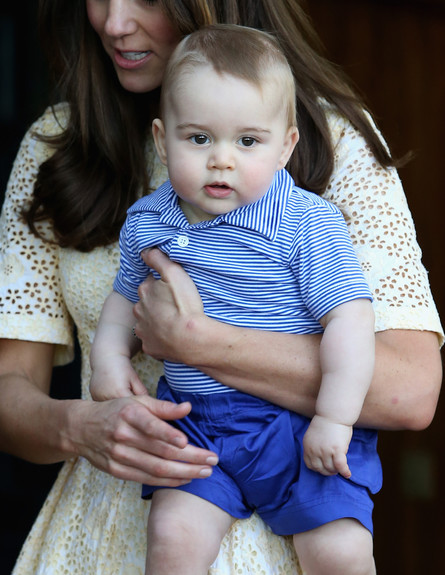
[90,355,147,401]
[302,415,353,479]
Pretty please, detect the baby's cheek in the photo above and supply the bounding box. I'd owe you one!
[242,169,276,203]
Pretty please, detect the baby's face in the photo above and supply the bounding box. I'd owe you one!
[154,65,298,224]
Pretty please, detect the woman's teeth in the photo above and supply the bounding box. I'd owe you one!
[121,51,150,61]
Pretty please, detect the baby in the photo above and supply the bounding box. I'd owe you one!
[91,24,378,575]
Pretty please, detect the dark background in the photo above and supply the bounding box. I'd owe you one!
[1,1,444,573]
[0,4,80,571]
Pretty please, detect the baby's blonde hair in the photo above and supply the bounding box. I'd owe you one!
[161,24,297,129]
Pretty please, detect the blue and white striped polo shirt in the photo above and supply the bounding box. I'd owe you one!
[114,169,372,394]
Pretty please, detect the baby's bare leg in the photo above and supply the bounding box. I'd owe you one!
[145,489,235,575]
[293,518,376,575]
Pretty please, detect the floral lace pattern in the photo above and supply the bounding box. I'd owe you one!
[1,105,442,575]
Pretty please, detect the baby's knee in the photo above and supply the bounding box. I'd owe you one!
[148,511,196,554]
[146,490,234,574]
[146,514,201,574]
[146,500,226,574]
[293,519,375,575]
[325,536,374,575]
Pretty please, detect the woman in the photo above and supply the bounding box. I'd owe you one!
[0,1,442,573]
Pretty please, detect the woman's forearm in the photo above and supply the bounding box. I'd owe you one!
[0,340,81,463]
[0,384,85,464]
[359,329,441,430]
[172,315,442,431]
[136,250,442,432]
[187,318,321,415]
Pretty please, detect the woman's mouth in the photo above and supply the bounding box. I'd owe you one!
[121,51,151,61]
[114,49,152,69]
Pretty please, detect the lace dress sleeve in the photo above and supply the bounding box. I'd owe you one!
[322,110,443,345]
[0,105,75,365]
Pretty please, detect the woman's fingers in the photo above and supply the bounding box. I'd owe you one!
[105,443,216,487]
[141,248,184,283]
[133,249,205,361]
[139,248,204,314]
[78,395,218,485]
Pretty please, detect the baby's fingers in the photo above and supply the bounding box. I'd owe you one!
[130,376,149,396]
[304,453,336,476]
[333,452,352,479]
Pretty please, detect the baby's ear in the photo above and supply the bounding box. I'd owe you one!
[152,118,168,165]
[278,127,299,170]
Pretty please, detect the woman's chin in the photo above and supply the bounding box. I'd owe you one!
[115,69,161,94]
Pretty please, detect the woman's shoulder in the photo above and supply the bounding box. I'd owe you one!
[16,103,71,169]
[322,102,390,166]
[30,102,70,138]
[322,102,373,148]
[33,102,69,139]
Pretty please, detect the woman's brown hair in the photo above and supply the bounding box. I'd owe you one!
[26,0,397,251]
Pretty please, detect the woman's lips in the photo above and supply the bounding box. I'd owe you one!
[114,49,152,70]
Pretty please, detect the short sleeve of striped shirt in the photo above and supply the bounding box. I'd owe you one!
[113,215,151,303]
[291,201,373,320]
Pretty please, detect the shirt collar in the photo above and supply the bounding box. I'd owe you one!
[130,169,295,241]
[220,169,294,241]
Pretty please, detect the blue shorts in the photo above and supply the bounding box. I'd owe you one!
[142,377,382,535]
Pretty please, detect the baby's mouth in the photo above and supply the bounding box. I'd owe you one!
[205,183,233,198]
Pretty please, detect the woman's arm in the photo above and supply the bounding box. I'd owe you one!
[134,249,442,431]
[0,338,218,483]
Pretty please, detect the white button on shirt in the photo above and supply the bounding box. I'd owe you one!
[177,235,189,247]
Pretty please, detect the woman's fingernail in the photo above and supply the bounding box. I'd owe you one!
[199,467,213,477]
[206,456,219,465]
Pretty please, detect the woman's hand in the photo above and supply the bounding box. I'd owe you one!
[133,249,206,363]
[0,338,218,486]
[74,394,219,486]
